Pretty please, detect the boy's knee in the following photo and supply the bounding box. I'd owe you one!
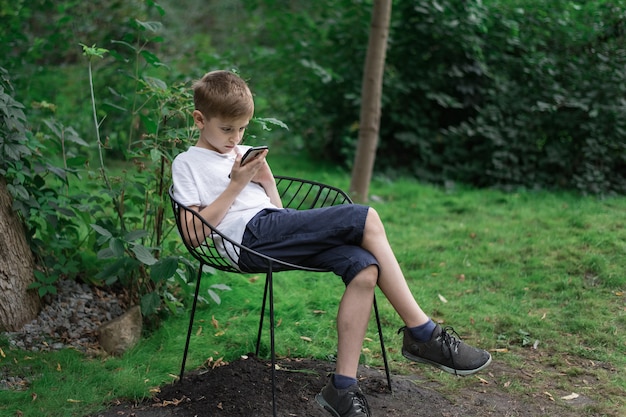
[365,208,385,234]
[350,265,378,289]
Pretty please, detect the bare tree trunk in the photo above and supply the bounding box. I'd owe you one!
[349,0,392,203]
[0,176,40,331]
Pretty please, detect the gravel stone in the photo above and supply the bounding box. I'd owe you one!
[2,279,127,353]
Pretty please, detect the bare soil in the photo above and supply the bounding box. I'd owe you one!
[90,351,607,417]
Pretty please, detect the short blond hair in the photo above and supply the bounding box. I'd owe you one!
[192,70,254,120]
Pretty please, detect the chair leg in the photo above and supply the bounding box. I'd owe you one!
[268,265,278,417]
[256,267,278,417]
[373,295,393,392]
[256,271,271,356]
[180,266,204,382]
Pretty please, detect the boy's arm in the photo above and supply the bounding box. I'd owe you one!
[253,160,283,208]
[181,151,275,247]
[182,180,245,247]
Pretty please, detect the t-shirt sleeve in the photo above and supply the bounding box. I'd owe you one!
[171,156,201,207]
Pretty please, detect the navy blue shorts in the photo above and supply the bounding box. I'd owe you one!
[238,205,379,286]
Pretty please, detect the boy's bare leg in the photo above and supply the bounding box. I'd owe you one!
[361,208,431,328]
[334,265,377,378]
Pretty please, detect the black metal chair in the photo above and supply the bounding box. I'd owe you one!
[168,176,391,416]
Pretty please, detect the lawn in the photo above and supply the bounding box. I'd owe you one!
[1,154,625,416]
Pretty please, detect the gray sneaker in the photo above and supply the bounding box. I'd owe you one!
[399,324,492,376]
[315,377,371,417]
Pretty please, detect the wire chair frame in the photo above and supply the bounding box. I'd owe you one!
[169,176,392,416]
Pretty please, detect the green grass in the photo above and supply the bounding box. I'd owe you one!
[1,154,625,416]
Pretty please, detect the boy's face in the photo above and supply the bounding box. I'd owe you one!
[193,110,250,154]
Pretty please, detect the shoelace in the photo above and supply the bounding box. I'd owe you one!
[439,326,462,376]
[351,391,371,416]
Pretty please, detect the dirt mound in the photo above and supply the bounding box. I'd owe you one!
[91,354,587,417]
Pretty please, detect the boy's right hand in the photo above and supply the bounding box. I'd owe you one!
[229,149,268,184]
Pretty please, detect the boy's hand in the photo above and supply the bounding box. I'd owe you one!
[229,149,269,184]
[230,149,282,208]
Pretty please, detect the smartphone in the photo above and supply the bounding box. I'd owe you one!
[240,145,269,166]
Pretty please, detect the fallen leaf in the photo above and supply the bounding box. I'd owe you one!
[476,376,489,384]
[212,357,226,369]
[155,396,188,407]
[313,310,326,314]
[504,381,512,388]
[217,402,224,410]
[0,347,4,358]
[438,293,448,303]
[31,393,37,402]
[57,363,62,371]
[490,348,509,353]
[67,399,82,403]
[544,391,555,401]
[214,330,225,337]
[211,315,219,329]
[561,393,580,401]
[615,291,623,296]
[196,326,203,336]
[300,336,312,342]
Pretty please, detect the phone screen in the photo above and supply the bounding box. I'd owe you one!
[240,146,268,166]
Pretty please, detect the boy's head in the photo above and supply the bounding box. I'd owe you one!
[192,70,254,121]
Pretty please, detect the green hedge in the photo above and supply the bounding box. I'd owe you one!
[244,0,626,195]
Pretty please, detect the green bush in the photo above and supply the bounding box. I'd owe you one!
[238,0,626,195]
[444,0,626,194]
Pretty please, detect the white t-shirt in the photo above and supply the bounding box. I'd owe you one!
[171,145,278,266]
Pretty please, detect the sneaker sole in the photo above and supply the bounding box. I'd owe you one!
[402,349,493,376]
[315,392,341,417]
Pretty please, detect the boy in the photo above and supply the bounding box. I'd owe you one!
[172,70,491,417]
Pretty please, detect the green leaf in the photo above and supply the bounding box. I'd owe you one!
[207,289,221,305]
[109,238,125,257]
[131,244,157,265]
[64,127,89,146]
[141,292,161,316]
[253,117,289,131]
[97,247,114,260]
[150,256,179,282]
[140,50,163,66]
[144,76,167,91]
[91,224,113,239]
[80,43,108,58]
[210,283,232,291]
[125,229,149,242]
[150,148,160,162]
[135,20,163,33]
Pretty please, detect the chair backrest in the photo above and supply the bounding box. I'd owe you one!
[275,176,352,209]
[169,176,352,273]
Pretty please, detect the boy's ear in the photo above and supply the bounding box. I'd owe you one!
[192,110,206,128]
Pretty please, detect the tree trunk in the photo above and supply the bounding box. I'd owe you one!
[0,176,40,331]
[349,0,392,203]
